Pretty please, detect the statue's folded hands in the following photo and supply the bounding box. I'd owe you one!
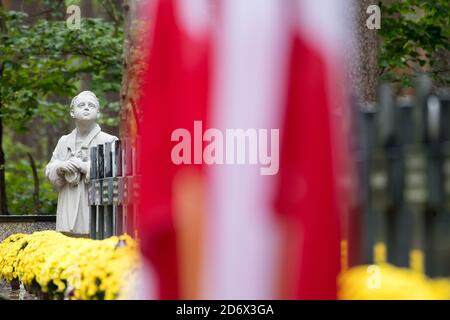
[67,157,88,174]
[56,160,79,176]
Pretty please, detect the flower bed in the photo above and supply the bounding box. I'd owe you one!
[338,263,450,300]
[0,230,138,300]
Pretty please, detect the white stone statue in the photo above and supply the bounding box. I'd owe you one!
[45,91,118,236]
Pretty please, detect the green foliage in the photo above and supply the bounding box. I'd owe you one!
[0,9,123,130]
[0,5,124,214]
[4,136,57,215]
[379,0,450,87]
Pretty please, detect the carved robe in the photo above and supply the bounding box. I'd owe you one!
[45,124,117,234]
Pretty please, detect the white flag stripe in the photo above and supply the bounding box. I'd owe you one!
[295,0,349,56]
[175,0,211,39]
[201,0,290,299]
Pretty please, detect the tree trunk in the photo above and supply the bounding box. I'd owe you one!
[347,0,380,105]
[0,1,8,214]
[27,152,40,214]
[80,0,94,90]
[119,0,134,137]
[0,79,9,215]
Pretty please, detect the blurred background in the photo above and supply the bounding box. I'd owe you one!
[0,0,123,215]
[0,0,449,300]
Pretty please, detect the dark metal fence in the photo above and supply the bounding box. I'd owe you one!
[88,138,141,240]
[358,76,450,277]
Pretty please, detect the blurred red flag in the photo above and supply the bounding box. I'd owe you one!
[275,1,355,299]
[135,0,355,300]
[136,0,210,299]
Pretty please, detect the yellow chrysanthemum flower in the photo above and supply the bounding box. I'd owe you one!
[338,263,450,300]
[0,231,139,300]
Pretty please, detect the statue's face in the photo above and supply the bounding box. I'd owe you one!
[71,99,99,121]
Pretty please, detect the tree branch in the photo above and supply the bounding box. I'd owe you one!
[28,0,64,18]
[26,152,40,214]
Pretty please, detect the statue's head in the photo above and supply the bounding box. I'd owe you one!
[70,91,100,122]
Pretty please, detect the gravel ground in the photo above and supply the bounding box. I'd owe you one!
[0,280,39,300]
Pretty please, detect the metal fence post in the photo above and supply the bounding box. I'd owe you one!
[104,142,113,238]
[97,144,105,240]
[358,103,377,264]
[114,140,123,235]
[89,146,98,239]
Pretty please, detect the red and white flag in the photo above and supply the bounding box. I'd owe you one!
[136,0,211,299]
[275,0,356,299]
[135,0,356,300]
